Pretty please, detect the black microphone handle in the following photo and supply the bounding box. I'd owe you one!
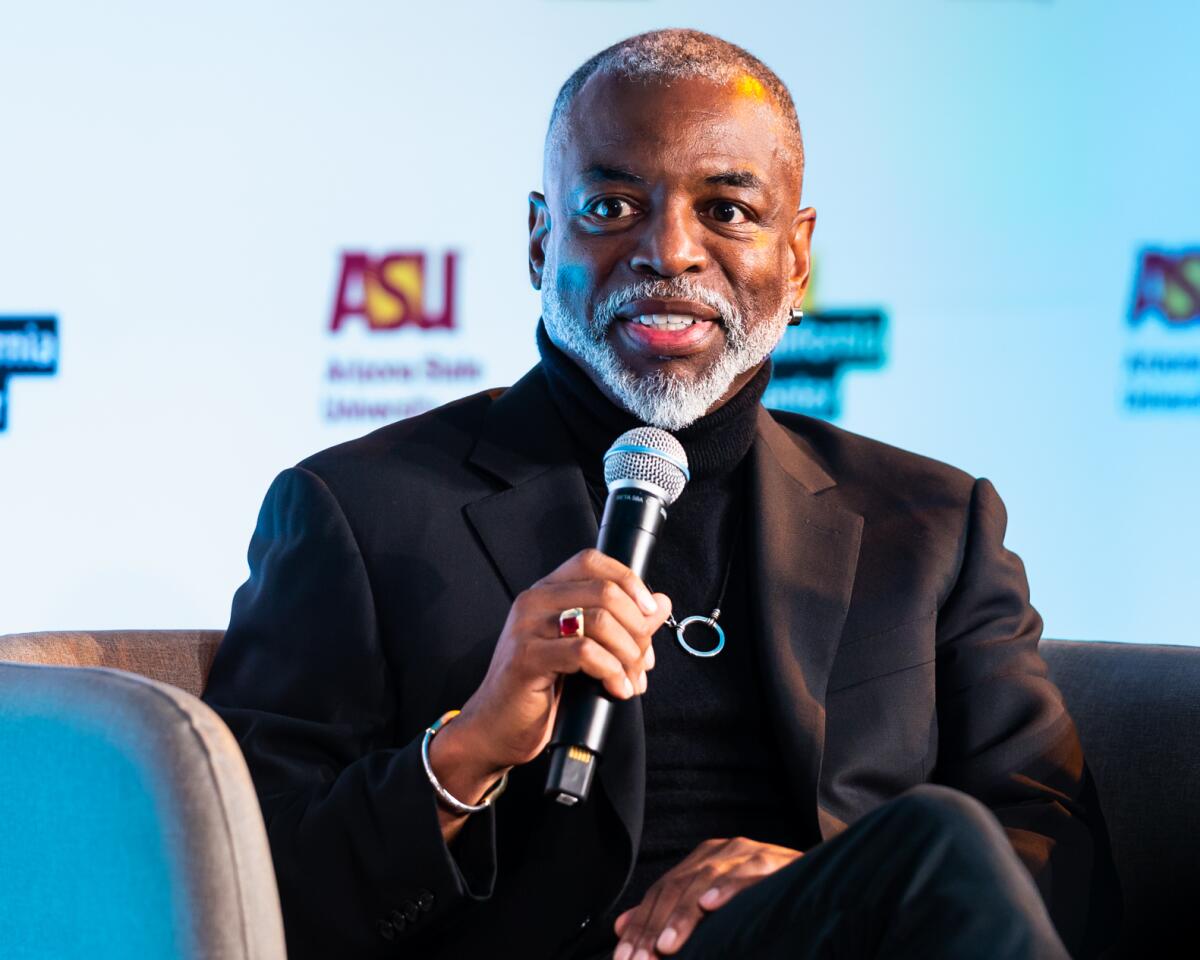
[544,487,667,805]
[594,486,666,580]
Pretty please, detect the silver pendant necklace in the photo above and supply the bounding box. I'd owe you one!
[667,610,726,658]
[656,504,742,659]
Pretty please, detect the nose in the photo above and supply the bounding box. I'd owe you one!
[629,202,707,277]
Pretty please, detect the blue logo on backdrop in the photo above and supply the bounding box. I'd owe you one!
[0,316,59,432]
[765,309,888,420]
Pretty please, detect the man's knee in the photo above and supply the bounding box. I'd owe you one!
[893,783,1002,840]
[886,784,1044,894]
[862,787,1065,958]
[884,783,1023,876]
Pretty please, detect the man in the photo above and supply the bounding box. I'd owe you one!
[203,29,1119,960]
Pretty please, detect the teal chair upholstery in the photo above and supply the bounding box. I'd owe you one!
[0,650,285,960]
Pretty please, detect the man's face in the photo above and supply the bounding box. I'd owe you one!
[530,71,815,429]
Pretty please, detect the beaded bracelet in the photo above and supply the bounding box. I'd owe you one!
[420,709,509,816]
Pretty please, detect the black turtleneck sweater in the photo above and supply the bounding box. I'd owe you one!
[536,324,809,954]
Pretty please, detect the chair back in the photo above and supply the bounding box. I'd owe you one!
[0,659,286,960]
[1041,638,1200,959]
[0,630,223,698]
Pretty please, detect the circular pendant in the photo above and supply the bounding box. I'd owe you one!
[675,615,726,658]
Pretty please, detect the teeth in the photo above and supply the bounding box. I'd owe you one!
[632,314,699,331]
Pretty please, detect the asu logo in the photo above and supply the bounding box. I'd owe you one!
[1130,248,1200,327]
[329,251,458,332]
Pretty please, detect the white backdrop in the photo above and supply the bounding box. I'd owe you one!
[2,1,1198,644]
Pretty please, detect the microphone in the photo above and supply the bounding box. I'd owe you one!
[545,427,690,806]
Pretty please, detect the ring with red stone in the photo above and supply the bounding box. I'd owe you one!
[558,607,585,639]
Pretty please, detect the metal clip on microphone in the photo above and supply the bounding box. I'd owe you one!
[545,427,690,806]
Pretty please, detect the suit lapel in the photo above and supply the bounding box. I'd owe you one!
[464,367,597,597]
[463,367,645,866]
[463,469,597,600]
[750,408,864,845]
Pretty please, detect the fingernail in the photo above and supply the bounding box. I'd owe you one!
[644,645,656,669]
[632,949,651,960]
[658,927,678,951]
[637,670,648,693]
[700,887,720,907]
[622,676,634,698]
[614,944,633,960]
[637,587,657,614]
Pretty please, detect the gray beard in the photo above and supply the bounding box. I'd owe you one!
[541,267,788,431]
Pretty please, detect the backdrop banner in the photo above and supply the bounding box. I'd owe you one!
[2,1,1197,645]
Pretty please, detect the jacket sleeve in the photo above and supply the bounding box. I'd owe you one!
[930,477,1121,958]
[202,466,498,958]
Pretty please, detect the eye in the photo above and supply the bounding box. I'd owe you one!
[586,197,638,220]
[707,201,750,224]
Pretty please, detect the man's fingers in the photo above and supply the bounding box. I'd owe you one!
[617,863,717,960]
[654,866,731,954]
[699,883,733,911]
[533,636,634,699]
[540,548,659,615]
[693,847,804,914]
[612,839,728,955]
[643,863,728,957]
[650,592,672,632]
[611,841,804,959]
[547,599,648,691]
[534,579,664,652]
[523,579,670,695]
[571,606,644,677]
[613,882,667,960]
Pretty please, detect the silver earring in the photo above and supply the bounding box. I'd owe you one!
[788,308,804,326]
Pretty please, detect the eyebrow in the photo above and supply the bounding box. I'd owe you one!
[705,170,763,189]
[582,163,644,184]
[580,163,764,191]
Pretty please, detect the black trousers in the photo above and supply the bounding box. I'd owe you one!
[595,785,1069,960]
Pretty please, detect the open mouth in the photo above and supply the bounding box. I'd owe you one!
[607,297,726,359]
[625,314,708,331]
[615,297,721,325]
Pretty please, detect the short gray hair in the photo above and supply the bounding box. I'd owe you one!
[544,28,804,186]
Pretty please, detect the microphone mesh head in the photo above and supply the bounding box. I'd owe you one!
[603,427,690,505]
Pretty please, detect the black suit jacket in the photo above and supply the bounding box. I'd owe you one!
[203,363,1119,959]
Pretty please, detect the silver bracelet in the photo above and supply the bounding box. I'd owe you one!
[420,709,509,816]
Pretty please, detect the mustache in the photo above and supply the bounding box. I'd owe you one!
[592,278,740,330]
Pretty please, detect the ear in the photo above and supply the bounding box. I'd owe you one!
[528,191,551,290]
[787,206,817,309]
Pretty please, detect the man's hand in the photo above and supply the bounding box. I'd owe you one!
[428,549,670,836]
[613,837,803,959]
